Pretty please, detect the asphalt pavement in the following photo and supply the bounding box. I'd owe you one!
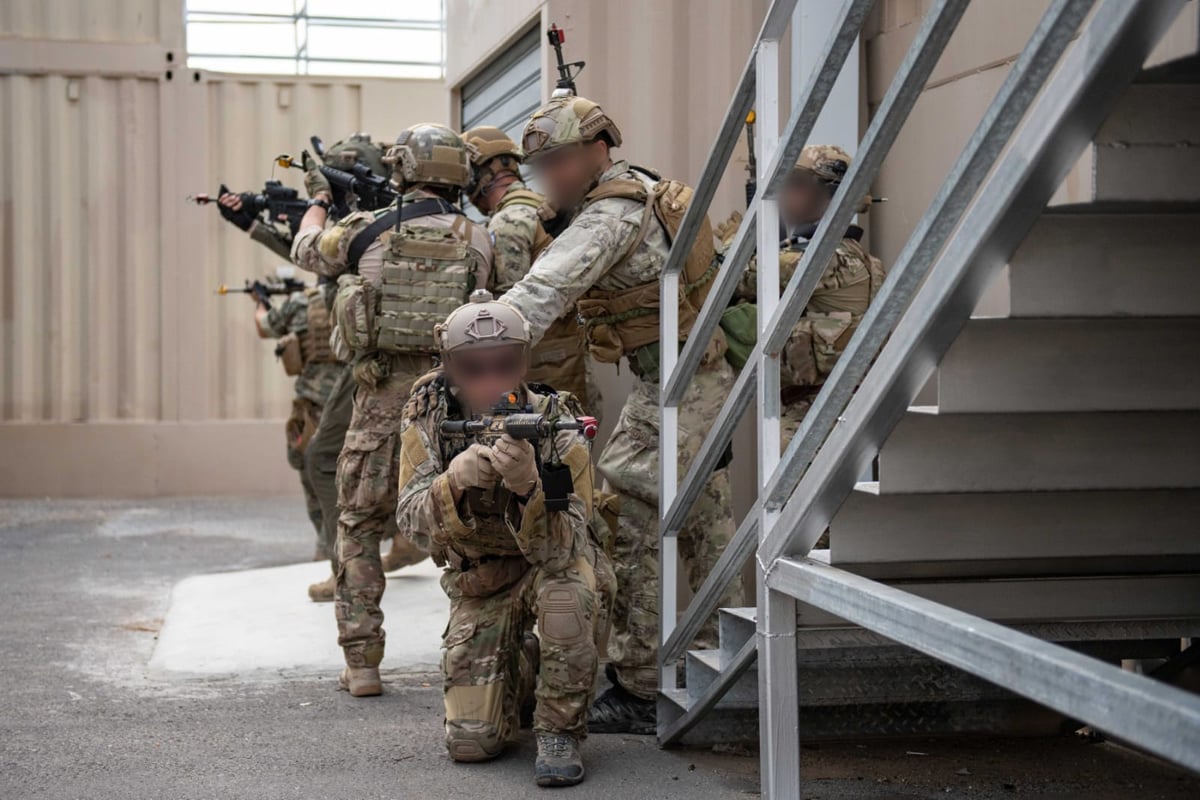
[1,497,1197,800]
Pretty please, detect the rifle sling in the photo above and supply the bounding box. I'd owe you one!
[347,198,463,273]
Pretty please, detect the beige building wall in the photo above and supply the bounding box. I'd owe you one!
[0,0,447,496]
[4,0,1196,497]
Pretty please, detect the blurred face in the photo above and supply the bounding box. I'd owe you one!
[528,139,610,211]
[444,344,529,413]
[780,170,832,229]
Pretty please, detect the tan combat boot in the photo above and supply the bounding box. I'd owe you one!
[338,666,382,697]
[381,535,427,572]
[307,574,335,603]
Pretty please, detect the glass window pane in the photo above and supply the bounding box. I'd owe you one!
[306,0,443,22]
[305,25,440,65]
[188,0,296,15]
[188,56,300,75]
[307,61,443,79]
[188,22,297,57]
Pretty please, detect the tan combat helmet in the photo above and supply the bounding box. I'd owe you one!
[795,144,852,186]
[383,123,471,189]
[462,126,524,204]
[323,132,387,178]
[521,94,623,161]
[436,289,532,354]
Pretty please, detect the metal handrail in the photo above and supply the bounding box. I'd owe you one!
[754,0,1189,791]
[756,0,1187,567]
[656,0,1193,782]
[660,0,876,409]
[760,0,1095,509]
[658,0,971,666]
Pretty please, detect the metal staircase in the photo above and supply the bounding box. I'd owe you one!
[653,0,1200,796]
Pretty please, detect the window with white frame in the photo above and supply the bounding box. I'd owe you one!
[186,0,445,78]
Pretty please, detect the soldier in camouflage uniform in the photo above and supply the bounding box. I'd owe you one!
[725,144,885,444]
[291,134,418,603]
[250,277,343,551]
[216,193,294,259]
[497,95,742,734]
[462,126,597,412]
[292,123,492,696]
[396,291,614,786]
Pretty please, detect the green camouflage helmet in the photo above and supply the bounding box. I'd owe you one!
[521,94,623,161]
[795,144,852,184]
[323,132,387,178]
[383,123,471,189]
[435,289,532,354]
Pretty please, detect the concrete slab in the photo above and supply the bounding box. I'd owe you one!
[150,559,448,677]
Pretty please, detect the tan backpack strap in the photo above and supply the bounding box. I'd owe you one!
[582,178,648,206]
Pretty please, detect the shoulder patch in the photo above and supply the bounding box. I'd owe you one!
[318,225,347,260]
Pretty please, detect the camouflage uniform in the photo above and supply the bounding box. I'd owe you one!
[262,287,343,539]
[396,370,615,757]
[500,159,741,702]
[486,182,595,409]
[730,144,886,445]
[248,219,294,260]
[292,189,492,669]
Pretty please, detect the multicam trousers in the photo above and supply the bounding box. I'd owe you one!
[304,364,354,565]
[286,397,324,543]
[334,354,432,668]
[440,546,614,760]
[596,356,743,701]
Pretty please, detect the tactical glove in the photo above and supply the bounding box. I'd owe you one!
[447,443,499,493]
[491,434,538,497]
[305,165,332,200]
[217,190,258,232]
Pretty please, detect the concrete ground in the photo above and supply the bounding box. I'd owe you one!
[1,496,1198,800]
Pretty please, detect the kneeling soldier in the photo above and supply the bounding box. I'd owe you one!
[395,291,614,788]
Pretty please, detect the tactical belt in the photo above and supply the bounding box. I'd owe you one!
[346,197,463,272]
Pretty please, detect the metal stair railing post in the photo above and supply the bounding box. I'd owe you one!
[657,0,872,679]
[657,0,1135,757]
[657,0,798,695]
[756,0,1192,780]
[659,0,970,672]
[751,30,800,799]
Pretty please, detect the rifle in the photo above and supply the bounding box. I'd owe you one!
[216,277,308,308]
[441,391,598,511]
[190,181,309,237]
[547,24,585,95]
[441,391,598,444]
[743,110,757,208]
[277,138,396,214]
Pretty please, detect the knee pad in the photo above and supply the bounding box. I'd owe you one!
[444,718,504,763]
[539,584,589,648]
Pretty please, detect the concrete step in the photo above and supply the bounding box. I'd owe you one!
[831,485,1200,579]
[877,408,1200,493]
[1054,83,1200,204]
[937,318,1200,413]
[1009,213,1200,318]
